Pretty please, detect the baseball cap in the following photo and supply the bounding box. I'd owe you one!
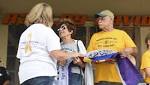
[95,10,114,19]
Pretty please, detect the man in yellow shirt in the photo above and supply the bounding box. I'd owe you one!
[87,10,137,85]
[141,33,150,84]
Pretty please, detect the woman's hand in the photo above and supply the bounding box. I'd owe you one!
[73,57,85,68]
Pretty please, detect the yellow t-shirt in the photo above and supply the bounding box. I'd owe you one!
[140,50,150,83]
[87,29,136,83]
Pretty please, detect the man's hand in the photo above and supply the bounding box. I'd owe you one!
[120,47,137,57]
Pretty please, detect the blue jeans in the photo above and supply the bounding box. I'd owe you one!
[21,76,55,85]
[69,73,82,85]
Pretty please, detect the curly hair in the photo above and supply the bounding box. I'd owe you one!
[58,19,76,38]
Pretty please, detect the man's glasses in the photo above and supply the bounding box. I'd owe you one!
[57,25,66,31]
[96,17,106,21]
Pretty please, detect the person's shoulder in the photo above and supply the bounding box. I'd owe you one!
[114,29,125,33]
[32,23,46,27]
[29,23,46,29]
[92,32,100,37]
[75,39,83,43]
[24,24,46,33]
[144,50,150,55]
[33,24,54,32]
[113,29,127,35]
[142,50,150,57]
[31,24,52,33]
[31,24,52,31]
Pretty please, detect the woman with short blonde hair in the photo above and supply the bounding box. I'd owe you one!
[25,2,53,27]
[17,2,82,85]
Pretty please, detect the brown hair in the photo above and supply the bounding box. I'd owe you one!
[59,19,76,38]
[25,2,53,27]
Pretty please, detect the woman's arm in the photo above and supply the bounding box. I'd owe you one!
[49,50,83,61]
[72,40,86,68]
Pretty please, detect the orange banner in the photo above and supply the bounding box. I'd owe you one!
[2,13,150,26]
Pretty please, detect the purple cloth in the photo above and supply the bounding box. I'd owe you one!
[90,53,144,85]
[116,54,144,85]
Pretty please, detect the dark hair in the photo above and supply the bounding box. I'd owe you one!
[58,19,76,38]
[145,33,150,48]
[0,67,10,85]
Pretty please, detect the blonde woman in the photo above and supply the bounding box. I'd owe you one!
[16,3,82,85]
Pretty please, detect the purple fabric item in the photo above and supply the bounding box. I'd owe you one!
[116,55,144,85]
[86,51,144,85]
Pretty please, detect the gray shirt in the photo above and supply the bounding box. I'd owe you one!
[61,40,86,73]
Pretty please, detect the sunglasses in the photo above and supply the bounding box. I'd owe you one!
[57,25,66,31]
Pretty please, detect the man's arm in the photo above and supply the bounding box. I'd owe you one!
[144,68,150,77]
[121,47,137,57]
